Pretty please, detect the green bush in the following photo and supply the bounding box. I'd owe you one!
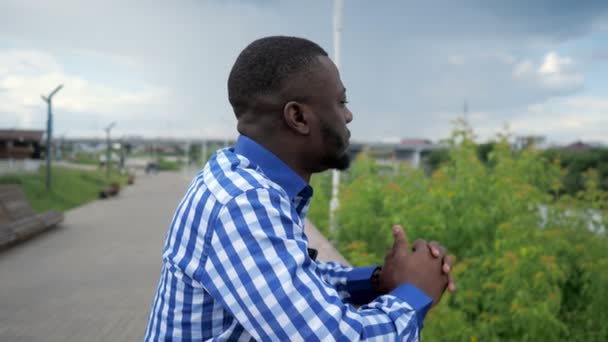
[157,158,182,171]
[70,152,100,165]
[308,124,608,341]
[427,141,608,197]
[543,148,608,195]
[309,171,331,237]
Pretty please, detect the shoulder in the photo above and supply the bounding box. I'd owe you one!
[203,148,289,206]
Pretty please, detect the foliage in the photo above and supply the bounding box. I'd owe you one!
[157,157,182,171]
[70,152,100,165]
[543,148,608,195]
[307,123,608,341]
[427,142,608,197]
[309,171,331,237]
[0,166,128,213]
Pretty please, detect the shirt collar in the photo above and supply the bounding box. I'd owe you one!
[234,135,309,200]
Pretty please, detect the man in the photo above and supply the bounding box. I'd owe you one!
[145,36,455,341]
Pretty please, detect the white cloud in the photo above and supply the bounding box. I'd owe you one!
[0,48,169,132]
[510,52,583,93]
[539,52,573,74]
[0,49,62,77]
[509,96,608,143]
[0,1,605,143]
[400,95,608,145]
[536,52,584,91]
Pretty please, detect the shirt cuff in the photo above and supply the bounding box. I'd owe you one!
[390,284,433,329]
[345,266,378,305]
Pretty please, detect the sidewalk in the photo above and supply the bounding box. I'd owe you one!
[0,171,348,341]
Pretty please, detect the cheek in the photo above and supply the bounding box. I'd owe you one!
[310,121,327,149]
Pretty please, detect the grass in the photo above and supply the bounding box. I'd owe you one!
[157,158,182,171]
[0,166,128,213]
[70,152,100,165]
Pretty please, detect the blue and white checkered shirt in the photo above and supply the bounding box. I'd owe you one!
[144,135,432,341]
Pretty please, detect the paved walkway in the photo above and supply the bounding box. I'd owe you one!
[0,171,347,341]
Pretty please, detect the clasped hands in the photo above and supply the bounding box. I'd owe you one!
[376,225,456,306]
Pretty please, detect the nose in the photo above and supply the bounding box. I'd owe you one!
[345,108,353,124]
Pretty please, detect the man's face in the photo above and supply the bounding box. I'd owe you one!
[319,110,351,170]
[307,56,354,171]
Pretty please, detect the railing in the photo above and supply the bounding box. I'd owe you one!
[305,219,351,265]
[0,159,41,176]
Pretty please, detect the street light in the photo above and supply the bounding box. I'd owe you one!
[329,0,343,236]
[104,122,116,179]
[41,84,64,191]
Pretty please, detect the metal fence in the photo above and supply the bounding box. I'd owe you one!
[0,159,41,176]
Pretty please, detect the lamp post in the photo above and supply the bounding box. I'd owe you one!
[41,84,64,191]
[329,0,343,235]
[104,122,116,179]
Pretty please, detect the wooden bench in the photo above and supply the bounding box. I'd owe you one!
[0,184,64,251]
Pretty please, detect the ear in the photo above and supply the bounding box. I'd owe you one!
[283,100,311,135]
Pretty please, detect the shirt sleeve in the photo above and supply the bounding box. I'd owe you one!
[313,261,380,305]
[198,187,432,341]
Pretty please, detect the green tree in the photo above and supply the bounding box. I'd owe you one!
[306,123,608,341]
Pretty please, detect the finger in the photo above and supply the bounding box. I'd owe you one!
[392,225,409,253]
[384,246,394,259]
[428,241,446,258]
[411,239,427,252]
[447,274,457,292]
[442,254,455,274]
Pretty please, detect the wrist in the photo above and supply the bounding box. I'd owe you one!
[371,266,383,294]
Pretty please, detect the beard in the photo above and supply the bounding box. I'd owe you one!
[319,120,351,171]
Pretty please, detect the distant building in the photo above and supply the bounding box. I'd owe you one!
[400,138,433,146]
[349,138,440,169]
[562,141,593,152]
[0,129,44,159]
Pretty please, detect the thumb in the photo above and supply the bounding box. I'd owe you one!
[392,225,409,253]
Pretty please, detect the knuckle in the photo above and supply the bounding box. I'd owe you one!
[412,239,426,251]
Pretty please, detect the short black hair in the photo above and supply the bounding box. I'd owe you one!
[228,36,328,118]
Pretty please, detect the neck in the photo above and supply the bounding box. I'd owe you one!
[271,147,311,183]
[246,134,312,183]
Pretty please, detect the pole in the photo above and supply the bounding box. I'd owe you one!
[46,101,52,190]
[183,140,190,176]
[105,122,116,179]
[106,130,110,179]
[41,84,63,192]
[329,0,344,236]
[202,139,208,165]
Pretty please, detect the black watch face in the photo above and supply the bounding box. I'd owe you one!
[308,248,318,261]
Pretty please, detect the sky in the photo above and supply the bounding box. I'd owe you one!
[0,0,607,144]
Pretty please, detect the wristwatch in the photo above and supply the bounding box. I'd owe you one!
[307,248,318,261]
[372,266,382,293]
